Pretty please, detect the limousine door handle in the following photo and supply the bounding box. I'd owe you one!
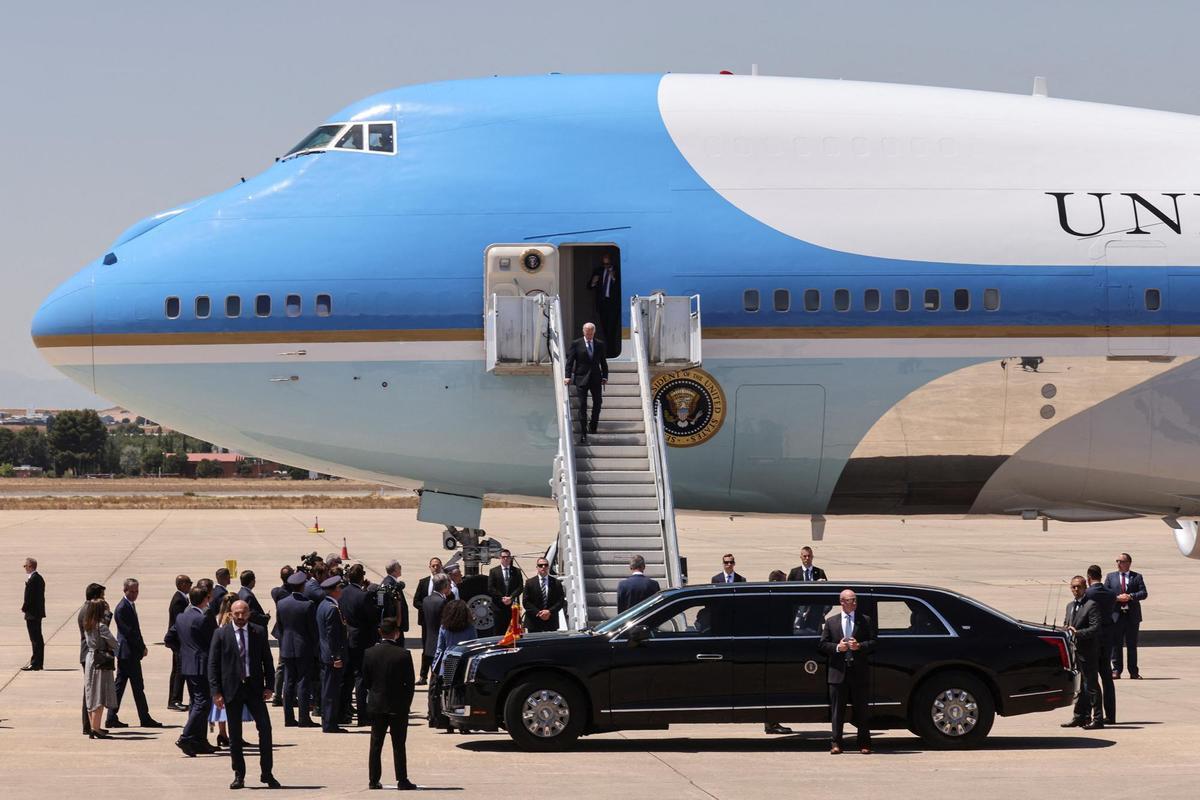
[695,653,724,661]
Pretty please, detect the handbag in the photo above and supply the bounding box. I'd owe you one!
[94,645,116,671]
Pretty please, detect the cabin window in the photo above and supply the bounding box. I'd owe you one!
[983,288,1000,311]
[804,289,820,312]
[743,289,760,312]
[773,289,790,312]
[864,288,880,312]
[165,297,180,319]
[368,123,395,153]
[194,296,210,319]
[1145,288,1161,311]
[286,294,302,318]
[924,289,940,311]
[225,295,241,318]
[953,288,970,311]
[335,124,363,150]
[316,293,333,317]
[834,288,850,312]
[894,289,911,312]
[255,294,272,318]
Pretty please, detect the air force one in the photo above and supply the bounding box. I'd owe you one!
[31,72,1200,564]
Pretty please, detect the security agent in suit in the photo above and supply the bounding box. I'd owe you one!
[412,557,443,683]
[340,564,381,726]
[1061,575,1105,729]
[587,251,621,349]
[276,572,317,727]
[21,557,46,670]
[208,600,280,790]
[316,575,350,733]
[488,549,524,633]
[211,567,232,612]
[1085,564,1118,724]
[381,560,410,634]
[236,570,271,628]
[787,546,828,582]
[420,575,450,665]
[78,583,106,735]
[1105,552,1149,679]
[268,566,293,705]
[711,553,746,585]
[564,321,608,443]
[616,555,661,613]
[166,574,193,711]
[165,584,218,755]
[361,617,418,791]
[522,558,565,632]
[106,578,163,728]
[818,589,877,754]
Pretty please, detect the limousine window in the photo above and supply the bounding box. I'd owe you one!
[594,593,668,634]
[644,596,733,638]
[771,593,838,635]
[876,598,951,636]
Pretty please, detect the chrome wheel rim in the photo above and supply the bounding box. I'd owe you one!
[521,689,570,738]
[931,688,979,736]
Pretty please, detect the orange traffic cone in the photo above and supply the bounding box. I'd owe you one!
[340,537,349,560]
[497,604,524,646]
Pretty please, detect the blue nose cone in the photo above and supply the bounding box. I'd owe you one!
[32,262,95,391]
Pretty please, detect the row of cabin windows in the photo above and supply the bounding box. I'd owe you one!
[164,294,333,320]
[743,287,1001,314]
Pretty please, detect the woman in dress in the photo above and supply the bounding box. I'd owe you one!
[208,593,253,747]
[82,599,117,739]
[429,599,477,732]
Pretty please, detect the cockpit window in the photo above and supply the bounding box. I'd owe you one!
[335,125,363,151]
[285,121,396,159]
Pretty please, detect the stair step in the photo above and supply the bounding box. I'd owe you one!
[607,362,638,373]
[571,395,643,409]
[575,433,647,446]
[577,496,659,511]
[584,569,669,584]
[597,383,642,396]
[572,407,643,421]
[587,421,646,434]
[574,445,648,459]
[586,605,619,621]
[583,551,665,566]
[576,457,650,471]
[576,483,656,497]
[579,509,661,524]
[576,471,654,485]
[581,536,666,550]
[579,522,663,535]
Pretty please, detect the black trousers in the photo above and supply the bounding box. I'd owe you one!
[26,618,44,668]
[109,657,152,724]
[369,713,409,785]
[167,648,185,706]
[1096,633,1117,720]
[1111,616,1141,676]
[273,663,284,702]
[348,647,369,724]
[281,657,312,725]
[225,684,273,780]
[182,674,212,744]
[321,662,344,731]
[829,679,871,748]
[418,649,431,681]
[574,381,603,433]
[1072,654,1101,721]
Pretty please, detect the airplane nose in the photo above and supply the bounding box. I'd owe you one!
[32,262,96,392]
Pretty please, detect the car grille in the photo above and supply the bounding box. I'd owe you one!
[442,653,462,683]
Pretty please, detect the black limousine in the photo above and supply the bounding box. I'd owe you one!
[440,582,1076,751]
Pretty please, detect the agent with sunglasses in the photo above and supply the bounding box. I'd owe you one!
[522,559,566,632]
[711,554,745,585]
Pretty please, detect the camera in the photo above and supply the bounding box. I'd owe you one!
[297,551,320,572]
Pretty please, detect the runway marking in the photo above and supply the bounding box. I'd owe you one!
[617,731,723,800]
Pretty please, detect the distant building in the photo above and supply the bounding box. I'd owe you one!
[166,452,283,478]
[13,466,44,478]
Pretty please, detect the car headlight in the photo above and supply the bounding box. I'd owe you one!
[465,648,517,683]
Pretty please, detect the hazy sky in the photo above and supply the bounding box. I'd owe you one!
[3,1,1198,407]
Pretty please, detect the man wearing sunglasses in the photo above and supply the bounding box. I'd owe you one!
[710,554,745,585]
[522,560,565,633]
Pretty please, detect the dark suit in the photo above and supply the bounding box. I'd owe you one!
[237,586,270,628]
[381,575,409,633]
[488,564,524,634]
[316,596,348,731]
[208,583,229,618]
[710,571,746,585]
[616,572,661,613]
[588,261,621,346]
[818,612,877,748]
[166,590,189,706]
[341,583,380,724]
[269,583,289,699]
[208,622,274,781]
[565,336,608,434]
[1065,598,1103,722]
[1104,570,1148,676]
[361,640,415,785]
[786,565,828,582]
[522,575,566,632]
[420,593,447,658]
[22,571,46,668]
[412,576,434,679]
[1085,583,1117,721]
[108,596,153,725]
[172,604,217,745]
[276,591,316,726]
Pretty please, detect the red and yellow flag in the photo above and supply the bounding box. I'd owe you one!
[497,603,524,646]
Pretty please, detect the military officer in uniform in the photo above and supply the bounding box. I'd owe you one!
[316,575,349,733]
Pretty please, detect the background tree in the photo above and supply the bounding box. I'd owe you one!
[164,451,190,475]
[12,427,51,470]
[141,449,164,474]
[47,410,107,475]
[0,427,15,464]
[286,466,310,480]
[195,459,224,479]
[119,444,143,476]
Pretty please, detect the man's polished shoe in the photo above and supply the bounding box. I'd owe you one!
[261,775,281,789]
[194,741,219,754]
[20,663,41,671]
[1083,719,1106,730]
[229,777,245,790]
[297,720,319,728]
[106,719,129,729]
[168,702,188,712]
[415,678,427,686]
[830,744,842,754]
[369,783,383,790]
[578,436,588,445]
[139,719,165,728]
[764,723,794,735]
[588,423,598,434]
[323,727,348,734]
[397,780,418,791]
[1130,673,1143,679]
[175,739,197,757]
[860,747,872,754]
[1060,718,1087,728]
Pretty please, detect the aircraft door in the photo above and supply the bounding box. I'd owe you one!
[484,244,558,301]
[1104,242,1168,356]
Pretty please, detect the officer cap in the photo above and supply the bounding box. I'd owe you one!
[287,572,307,587]
[320,576,343,590]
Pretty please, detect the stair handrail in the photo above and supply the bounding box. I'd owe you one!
[631,295,684,590]
[544,295,589,629]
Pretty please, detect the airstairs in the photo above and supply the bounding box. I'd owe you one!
[485,292,702,628]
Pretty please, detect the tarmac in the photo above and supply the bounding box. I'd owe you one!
[1,508,1197,798]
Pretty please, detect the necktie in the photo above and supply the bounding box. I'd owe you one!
[236,627,247,680]
[726,573,732,584]
[1121,573,1127,593]
[503,568,509,586]
[586,340,592,357]
[541,578,548,602]
[806,568,812,581]
[604,268,613,298]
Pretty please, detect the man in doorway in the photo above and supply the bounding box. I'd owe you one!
[564,322,608,443]
[818,589,876,754]
[588,252,620,348]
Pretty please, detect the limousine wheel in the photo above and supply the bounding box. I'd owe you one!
[503,674,585,752]
[911,671,995,749]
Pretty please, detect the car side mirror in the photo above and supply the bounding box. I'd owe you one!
[627,624,650,647]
